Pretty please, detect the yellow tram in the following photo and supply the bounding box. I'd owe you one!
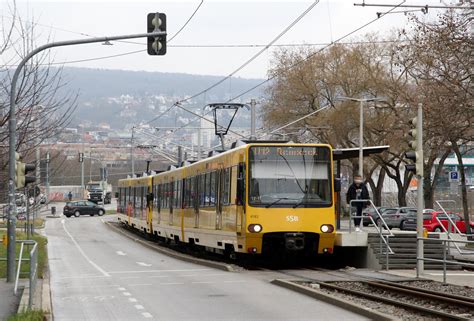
[117,142,337,257]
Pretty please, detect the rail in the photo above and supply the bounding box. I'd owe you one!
[0,239,38,310]
[349,199,394,259]
[417,237,474,284]
[435,200,473,255]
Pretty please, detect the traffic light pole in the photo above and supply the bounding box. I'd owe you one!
[7,30,166,282]
[415,103,424,277]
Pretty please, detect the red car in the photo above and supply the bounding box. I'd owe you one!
[424,212,474,233]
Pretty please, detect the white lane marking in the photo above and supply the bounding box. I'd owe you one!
[134,305,145,310]
[180,273,228,277]
[192,281,215,284]
[129,298,137,303]
[120,277,140,280]
[142,312,153,318]
[108,269,210,274]
[61,220,110,277]
[116,251,127,256]
[149,275,169,278]
[56,275,109,280]
[160,282,184,285]
[127,283,152,287]
[65,284,120,289]
[428,273,474,276]
[136,262,152,267]
[118,287,126,291]
[123,292,131,296]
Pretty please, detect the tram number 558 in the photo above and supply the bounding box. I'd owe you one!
[286,215,299,222]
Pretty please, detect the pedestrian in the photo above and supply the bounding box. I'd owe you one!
[68,191,73,201]
[346,175,370,232]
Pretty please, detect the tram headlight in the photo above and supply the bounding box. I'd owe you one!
[248,224,263,233]
[320,224,334,233]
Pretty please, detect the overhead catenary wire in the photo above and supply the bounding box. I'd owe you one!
[157,0,408,143]
[143,0,321,134]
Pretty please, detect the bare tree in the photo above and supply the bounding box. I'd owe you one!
[0,1,78,201]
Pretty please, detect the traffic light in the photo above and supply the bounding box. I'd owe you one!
[404,107,423,176]
[147,12,166,55]
[79,152,84,163]
[15,152,36,189]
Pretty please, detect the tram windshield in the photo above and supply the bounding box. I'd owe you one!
[248,146,332,207]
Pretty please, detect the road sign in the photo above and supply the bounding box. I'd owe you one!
[449,171,459,181]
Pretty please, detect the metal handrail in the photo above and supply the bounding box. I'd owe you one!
[10,240,38,310]
[435,201,463,235]
[417,237,474,284]
[434,200,473,255]
[349,199,394,256]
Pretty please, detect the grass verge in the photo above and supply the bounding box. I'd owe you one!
[7,309,45,321]
[0,231,48,279]
[0,218,45,229]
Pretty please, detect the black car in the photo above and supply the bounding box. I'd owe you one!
[362,207,397,226]
[63,201,105,217]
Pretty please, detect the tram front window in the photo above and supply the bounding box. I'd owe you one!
[248,146,332,207]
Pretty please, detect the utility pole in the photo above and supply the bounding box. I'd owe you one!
[197,114,202,161]
[359,100,364,177]
[45,151,50,205]
[131,126,135,176]
[250,99,256,140]
[415,104,424,276]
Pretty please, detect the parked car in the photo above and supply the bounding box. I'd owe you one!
[63,200,105,217]
[402,211,474,233]
[362,207,397,226]
[382,207,417,229]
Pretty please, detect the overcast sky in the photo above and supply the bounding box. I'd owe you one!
[2,0,445,79]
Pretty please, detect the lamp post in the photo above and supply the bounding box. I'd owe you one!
[337,96,386,177]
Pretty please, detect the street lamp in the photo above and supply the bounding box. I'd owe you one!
[336,96,387,177]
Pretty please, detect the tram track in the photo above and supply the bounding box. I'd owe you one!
[112,221,474,320]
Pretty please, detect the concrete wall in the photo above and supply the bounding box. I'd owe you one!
[47,185,83,202]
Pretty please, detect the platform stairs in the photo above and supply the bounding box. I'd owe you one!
[367,233,462,270]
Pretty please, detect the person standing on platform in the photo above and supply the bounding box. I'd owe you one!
[346,175,370,232]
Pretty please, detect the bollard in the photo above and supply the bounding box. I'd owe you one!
[51,206,56,215]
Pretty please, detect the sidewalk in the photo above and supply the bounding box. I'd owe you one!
[0,280,20,321]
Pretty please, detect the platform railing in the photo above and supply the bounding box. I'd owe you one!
[349,199,394,258]
[417,237,474,284]
[435,200,473,255]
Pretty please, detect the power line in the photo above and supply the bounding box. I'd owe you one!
[168,0,204,42]
[157,1,408,143]
[230,1,408,105]
[144,0,321,129]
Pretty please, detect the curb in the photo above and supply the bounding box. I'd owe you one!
[271,279,398,321]
[103,220,234,272]
[42,259,53,321]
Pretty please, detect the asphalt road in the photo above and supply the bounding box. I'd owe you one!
[45,206,367,321]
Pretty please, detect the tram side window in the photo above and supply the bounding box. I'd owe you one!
[158,184,162,209]
[128,187,132,207]
[183,178,191,208]
[190,176,196,208]
[199,174,205,206]
[222,168,231,205]
[175,179,181,209]
[209,171,216,206]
